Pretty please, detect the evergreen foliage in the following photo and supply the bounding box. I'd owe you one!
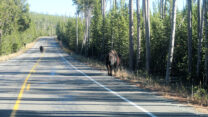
[0,0,63,55]
[55,0,207,86]
[0,0,36,55]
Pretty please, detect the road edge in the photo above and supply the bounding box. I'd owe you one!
[55,37,208,115]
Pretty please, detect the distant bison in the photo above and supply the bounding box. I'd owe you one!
[23,43,26,47]
[40,46,44,53]
[106,50,120,76]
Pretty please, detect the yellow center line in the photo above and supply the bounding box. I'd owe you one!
[26,83,31,91]
[10,53,44,117]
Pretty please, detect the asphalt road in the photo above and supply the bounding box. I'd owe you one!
[0,37,207,117]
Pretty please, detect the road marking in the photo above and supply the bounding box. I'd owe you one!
[59,53,157,117]
[31,69,36,73]
[26,83,31,91]
[10,53,44,117]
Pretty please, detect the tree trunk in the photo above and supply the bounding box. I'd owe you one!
[111,0,117,50]
[101,0,103,15]
[204,0,208,84]
[160,0,162,17]
[86,8,92,56]
[136,0,141,69]
[165,0,177,84]
[187,0,192,75]
[196,0,202,77]
[81,10,89,55]
[144,0,151,74]
[129,0,134,70]
[143,0,146,26]
[76,12,79,53]
[164,0,167,18]
[161,0,164,19]
[114,0,117,9]
[102,0,106,57]
[102,0,105,25]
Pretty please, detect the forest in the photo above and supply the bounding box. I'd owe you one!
[0,0,62,55]
[56,0,208,82]
[56,0,208,104]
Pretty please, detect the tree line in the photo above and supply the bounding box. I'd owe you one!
[0,0,34,54]
[58,0,207,86]
[31,13,64,36]
[0,0,62,55]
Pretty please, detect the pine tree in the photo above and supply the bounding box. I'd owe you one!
[136,0,141,69]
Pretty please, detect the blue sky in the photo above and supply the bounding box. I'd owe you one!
[27,0,186,17]
[27,0,76,16]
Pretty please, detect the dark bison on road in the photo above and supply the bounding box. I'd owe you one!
[106,50,120,76]
[40,46,44,53]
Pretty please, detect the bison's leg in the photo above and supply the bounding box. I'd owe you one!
[108,65,110,75]
[106,65,109,75]
[114,64,118,74]
[110,65,113,76]
[114,67,117,75]
[106,64,110,75]
[40,46,44,53]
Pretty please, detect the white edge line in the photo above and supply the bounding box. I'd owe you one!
[59,53,157,117]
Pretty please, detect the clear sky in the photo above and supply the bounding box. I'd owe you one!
[27,0,186,17]
[27,0,76,17]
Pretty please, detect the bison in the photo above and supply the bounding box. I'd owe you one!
[40,46,44,53]
[106,50,120,76]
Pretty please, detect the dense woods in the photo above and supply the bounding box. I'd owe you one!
[31,13,62,36]
[0,0,35,54]
[56,0,208,94]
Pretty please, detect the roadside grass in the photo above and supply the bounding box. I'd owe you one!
[56,39,208,113]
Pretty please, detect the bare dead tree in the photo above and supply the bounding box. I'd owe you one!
[144,0,151,74]
[101,0,106,58]
[161,0,164,18]
[136,0,141,69]
[76,12,79,53]
[164,0,167,18]
[165,0,177,83]
[129,0,134,70]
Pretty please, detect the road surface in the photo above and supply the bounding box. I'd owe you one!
[0,37,207,117]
